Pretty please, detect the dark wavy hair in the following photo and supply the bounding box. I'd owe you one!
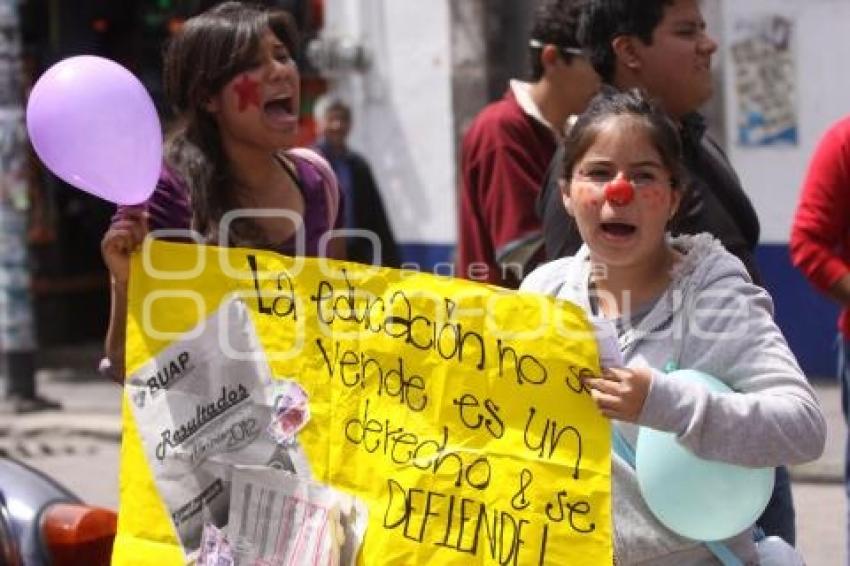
[578,0,674,84]
[162,1,298,245]
[528,0,587,81]
[562,87,688,199]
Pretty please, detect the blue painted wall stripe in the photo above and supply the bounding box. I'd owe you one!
[756,244,839,379]
[398,243,454,272]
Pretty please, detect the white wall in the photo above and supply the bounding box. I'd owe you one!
[321,0,457,246]
[317,0,850,248]
[721,0,850,243]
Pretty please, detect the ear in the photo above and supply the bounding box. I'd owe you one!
[559,178,575,217]
[204,93,221,114]
[540,44,561,69]
[612,35,641,71]
[668,189,683,220]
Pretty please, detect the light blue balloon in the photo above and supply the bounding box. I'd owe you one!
[635,369,774,541]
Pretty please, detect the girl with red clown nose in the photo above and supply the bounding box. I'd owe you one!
[603,176,634,206]
[521,89,824,565]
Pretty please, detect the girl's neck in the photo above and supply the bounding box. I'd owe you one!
[220,141,305,244]
[589,245,677,319]
[224,143,293,199]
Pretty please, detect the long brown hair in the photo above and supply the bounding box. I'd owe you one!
[162,1,298,245]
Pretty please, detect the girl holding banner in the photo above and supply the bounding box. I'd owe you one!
[521,89,824,565]
[100,2,343,381]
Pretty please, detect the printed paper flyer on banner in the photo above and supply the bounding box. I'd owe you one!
[114,240,613,565]
[124,299,316,557]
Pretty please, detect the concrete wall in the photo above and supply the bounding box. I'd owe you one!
[721,0,850,243]
[718,0,849,376]
[320,0,459,266]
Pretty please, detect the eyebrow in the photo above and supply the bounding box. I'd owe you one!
[630,160,665,169]
[671,17,707,30]
[579,159,664,169]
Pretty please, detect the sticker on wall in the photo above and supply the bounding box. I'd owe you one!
[731,14,798,147]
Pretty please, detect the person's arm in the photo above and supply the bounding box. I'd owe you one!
[483,144,547,263]
[101,208,148,381]
[638,254,826,468]
[457,109,552,285]
[790,120,850,305]
[700,135,761,251]
[100,166,184,379]
[460,143,550,287]
[827,273,850,305]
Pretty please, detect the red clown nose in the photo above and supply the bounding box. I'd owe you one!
[604,178,635,206]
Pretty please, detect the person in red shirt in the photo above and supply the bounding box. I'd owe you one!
[455,0,599,288]
[790,115,850,559]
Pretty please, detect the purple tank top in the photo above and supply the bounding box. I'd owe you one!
[115,151,342,257]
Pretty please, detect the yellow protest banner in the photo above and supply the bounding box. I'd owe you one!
[112,240,612,565]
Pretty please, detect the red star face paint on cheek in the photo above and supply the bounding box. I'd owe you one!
[232,73,262,112]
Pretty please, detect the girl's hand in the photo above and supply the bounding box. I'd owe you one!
[583,367,652,422]
[101,207,148,285]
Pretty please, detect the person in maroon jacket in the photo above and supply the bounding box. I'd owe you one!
[455,0,599,288]
[790,115,850,560]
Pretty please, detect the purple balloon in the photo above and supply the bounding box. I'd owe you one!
[26,55,162,205]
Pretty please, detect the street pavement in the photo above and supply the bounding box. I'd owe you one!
[0,350,845,565]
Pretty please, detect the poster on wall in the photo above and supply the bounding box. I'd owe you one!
[730,14,798,147]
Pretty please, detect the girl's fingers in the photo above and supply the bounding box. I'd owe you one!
[108,222,138,236]
[115,206,146,221]
[114,208,148,235]
[590,388,620,411]
[103,231,132,253]
[588,374,633,420]
[128,221,148,247]
[602,368,626,381]
[104,225,147,254]
[109,218,148,248]
[591,394,626,420]
[585,377,620,395]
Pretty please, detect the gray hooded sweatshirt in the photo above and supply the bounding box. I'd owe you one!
[520,233,826,565]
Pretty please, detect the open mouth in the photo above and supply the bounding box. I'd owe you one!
[263,95,295,118]
[600,222,636,237]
